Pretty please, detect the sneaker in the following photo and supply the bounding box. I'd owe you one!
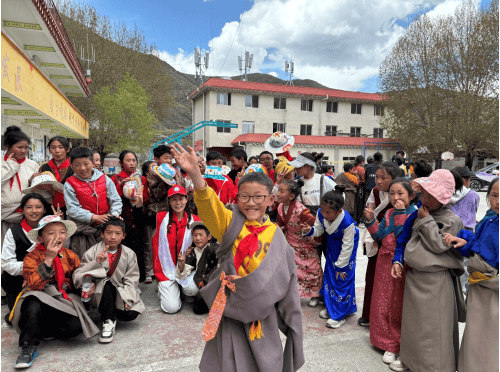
[383,351,398,364]
[358,317,369,327]
[5,313,12,326]
[307,298,319,308]
[144,276,153,284]
[326,318,345,329]
[99,319,116,343]
[15,343,37,369]
[389,358,409,371]
[319,309,330,319]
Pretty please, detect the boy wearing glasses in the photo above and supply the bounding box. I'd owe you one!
[171,143,304,372]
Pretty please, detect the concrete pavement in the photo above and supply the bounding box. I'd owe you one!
[2,191,489,371]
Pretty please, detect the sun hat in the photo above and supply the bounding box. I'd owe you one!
[411,169,455,205]
[221,165,231,176]
[150,163,176,186]
[27,215,77,243]
[204,166,226,180]
[167,185,187,198]
[275,156,295,175]
[452,166,474,178]
[244,164,268,175]
[264,132,295,154]
[23,171,64,198]
[288,154,317,170]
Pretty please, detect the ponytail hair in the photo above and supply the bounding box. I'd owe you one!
[320,185,345,211]
[282,178,304,200]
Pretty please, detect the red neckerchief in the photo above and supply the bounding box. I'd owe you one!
[48,158,70,182]
[4,154,26,192]
[35,243,72,301]
[233,225,269,272]
[117,170,132,178]
[20,219,33,233]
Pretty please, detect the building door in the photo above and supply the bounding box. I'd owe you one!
[242,121,255,134]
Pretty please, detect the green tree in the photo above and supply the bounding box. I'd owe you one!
[379,0,499,168]
[91,73,158,159]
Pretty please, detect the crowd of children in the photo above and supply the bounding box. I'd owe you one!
[1,124,498,372]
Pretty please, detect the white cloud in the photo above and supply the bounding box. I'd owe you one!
[268,71,278,77]
[159,0,471,91]
[426,0,480,18]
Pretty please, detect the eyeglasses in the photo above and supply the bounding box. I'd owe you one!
[237,194,271,204]
[260,157,273,162]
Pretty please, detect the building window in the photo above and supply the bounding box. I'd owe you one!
[301,99,313,112]
[274,97,286,109]
[373,128,384,138]
[326,101,338,113]
[300,124,313,136]
[245,95,259,108]
[350,127,361,137]
[242,121,255,134]
[325,125,337,136]
[273,123,286,133]
[374,104,384,116]
[217,92,231,105]
[216,119,231,133]
[343,157,356,162]
[351,103,361,115]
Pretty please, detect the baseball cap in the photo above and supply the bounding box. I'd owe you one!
[452,166,474,178]
[167,185,187,198]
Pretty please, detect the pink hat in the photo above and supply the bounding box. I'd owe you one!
[411,169,455,205]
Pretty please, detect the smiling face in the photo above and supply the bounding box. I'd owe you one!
[389,182,413,209]
[121,152,138,173]
[169,194,187,215]
[237,182,274,224]
[155,152,173,165]
[101,224,126,250]
[375,168,393,192]
[22,198,46,226]
[37,222,67,250]
[277,183,295,204]
[71,157,94,179]
[49,140,69,162]
[93,153,101,169]
[7,140,29,161]
[420,188,442,211]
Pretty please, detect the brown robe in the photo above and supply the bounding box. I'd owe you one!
[334,173,357,216]
[457,254,499,372]
[400,206,465,372]
[67,216,103,258]
[72,242,145,313]
[199,206,305,372]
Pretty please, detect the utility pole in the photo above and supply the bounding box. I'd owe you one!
[285,58,294,86]
[238,50,253,81]
[194,47,209,86]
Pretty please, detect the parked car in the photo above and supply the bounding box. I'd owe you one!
[470,162,499,191]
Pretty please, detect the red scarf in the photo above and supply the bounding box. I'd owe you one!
[35,243,72,300]
[233,225,269,272]
[48,158,70,182]
[20,219,33,233]
[4,154,26,192]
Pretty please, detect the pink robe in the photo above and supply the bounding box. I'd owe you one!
[277,200,323,298]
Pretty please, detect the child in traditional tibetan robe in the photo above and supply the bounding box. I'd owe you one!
[171,143,304,372]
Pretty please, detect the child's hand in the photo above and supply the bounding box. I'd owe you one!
[364,207,375,222]
[391,263,402,279]
[92,214,111,225]
[236,167,246,182]
[443,233,467,248]
[6,152,15,162]
[275,169,287,185]
[336,271,347,280]
[96,245,109,264]
[300,222,311,234]
[394,200,405,210]
[171,143,200,176]
[417,205,429,219]
[133,194,144,207]
[44,237,60,262]
[88,283,96,296]
[177,251,186,272]
[119,177,131,187]
[51,204,64,218]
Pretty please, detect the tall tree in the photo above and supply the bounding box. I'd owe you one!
[92,73,158,159]
[378,0,499,168]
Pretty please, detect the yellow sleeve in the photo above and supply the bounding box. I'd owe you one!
[194,185,233,243]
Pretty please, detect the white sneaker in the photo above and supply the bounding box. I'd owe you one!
[319,309,330,319]
[99,319,116,343]
[308,298,319,308]
[383,351,398,364]
[144,276,153,284]
[326,318,345,329]
[389,357,409,371]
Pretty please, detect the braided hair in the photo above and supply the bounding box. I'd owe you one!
[320,185,346,212]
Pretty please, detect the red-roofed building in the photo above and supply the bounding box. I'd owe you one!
[189,78,399,166]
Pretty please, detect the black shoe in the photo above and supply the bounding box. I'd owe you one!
[5,313,12,326]
[15,343,37,369]
[358,317,369,327]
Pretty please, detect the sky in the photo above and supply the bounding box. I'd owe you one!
[82,0,492,93]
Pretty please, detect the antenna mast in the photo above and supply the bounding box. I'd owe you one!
[238,50,253,81]
[285,58,294,86]
[194,47,209,86]
[80,33,95,83]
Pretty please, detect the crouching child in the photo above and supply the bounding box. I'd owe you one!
[175,221,219,315]
[73,217,144,344]
[10,216,100,369]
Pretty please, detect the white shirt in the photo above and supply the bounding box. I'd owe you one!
[299,173,338,206]
[175,245,205,280]
[1,227,36,276]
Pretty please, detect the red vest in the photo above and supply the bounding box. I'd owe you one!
[66,174,110,215]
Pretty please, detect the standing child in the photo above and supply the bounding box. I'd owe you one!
[334,163,359,217]
[172,143,304,372]
[364,179,417,364]
[152,185,201,314]
[39,136,73,214]
[64,147,122,258]
[73,217,145,344]
[392,170,465,372]
[276,179,323,306]
[444,178,499,372]
[147,145,176,214]
[302,186,359,329]
[111,150,148,282]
